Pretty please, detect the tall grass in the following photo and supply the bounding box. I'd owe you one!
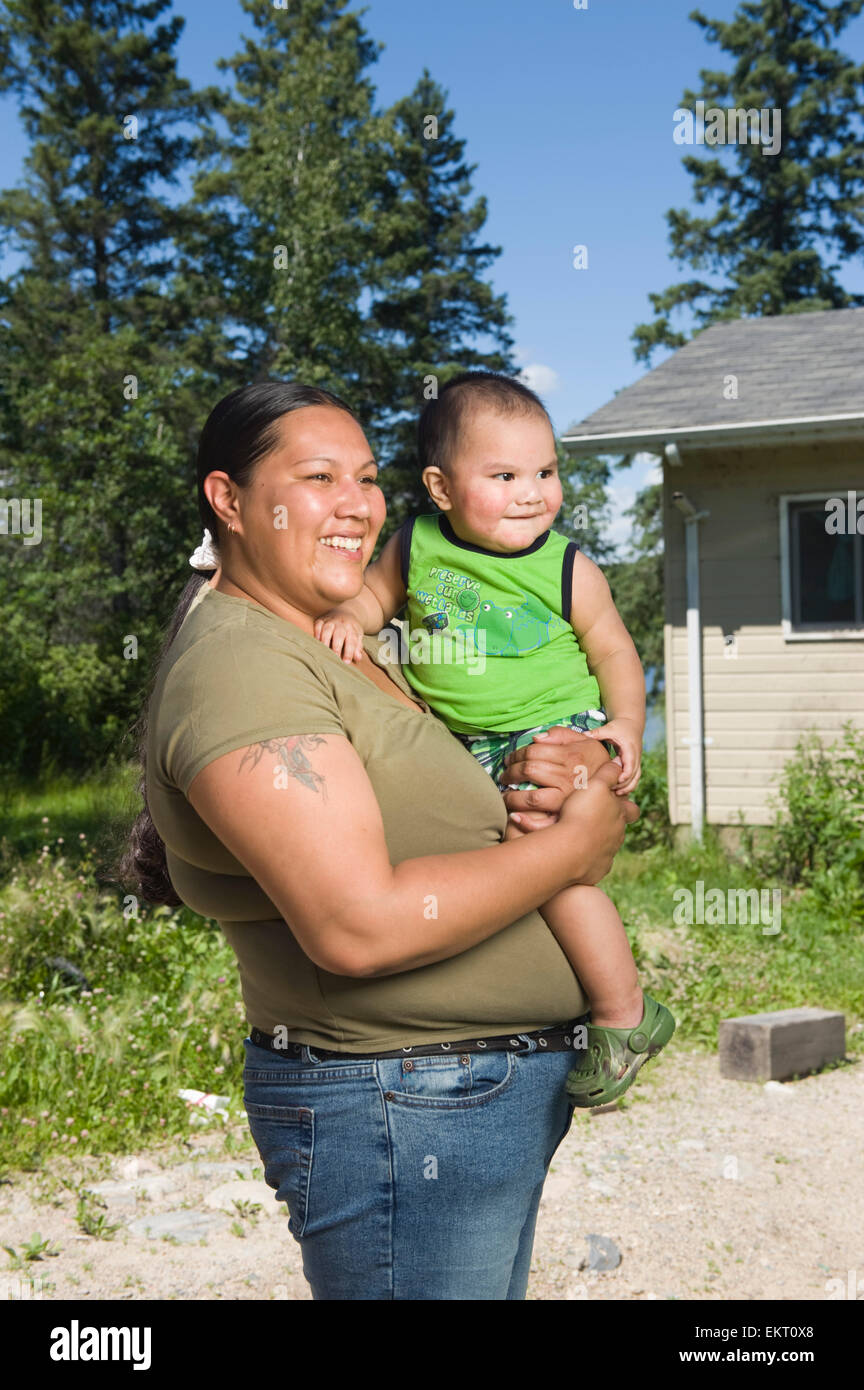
[1,767,245,1169]
[607,835,864,1051]
[1,738,862,1171]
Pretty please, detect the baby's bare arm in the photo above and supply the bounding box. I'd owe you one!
[568,551,644,726]
[567,551,645,793]
[314,530,408,661]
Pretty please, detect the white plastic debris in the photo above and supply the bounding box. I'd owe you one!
[178,1089,230,1117]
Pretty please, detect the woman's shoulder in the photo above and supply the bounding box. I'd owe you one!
[168,587,332,678]
[150,589,349,794]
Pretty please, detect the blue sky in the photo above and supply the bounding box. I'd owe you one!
[2,0,863,551]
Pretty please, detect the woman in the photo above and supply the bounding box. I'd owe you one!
[124,381,638,1300]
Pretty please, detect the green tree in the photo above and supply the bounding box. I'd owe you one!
[181,0,384,398]
[362,70,515,532]
[606,481,665,684]
[555,444,615,564]
[0,0,206,773]
[633,0,864,363]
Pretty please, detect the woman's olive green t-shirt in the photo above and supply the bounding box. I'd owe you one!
[146,583,587,1052]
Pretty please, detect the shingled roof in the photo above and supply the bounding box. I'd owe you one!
[561,306,864,456]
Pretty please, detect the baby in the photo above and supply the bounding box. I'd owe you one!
[315,371,674,1106]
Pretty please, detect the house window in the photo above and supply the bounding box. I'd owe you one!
[780,492,864,639]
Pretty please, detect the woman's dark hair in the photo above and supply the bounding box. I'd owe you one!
[418,370,552,477]
[119,380,359,905]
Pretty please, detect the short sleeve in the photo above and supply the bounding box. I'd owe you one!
[156,613,346,796]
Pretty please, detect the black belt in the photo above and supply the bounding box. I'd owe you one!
[248,1019,589,1060]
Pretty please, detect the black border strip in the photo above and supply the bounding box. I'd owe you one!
[561,541,579,620]
[438,513,551,559]
[399,517,416,588]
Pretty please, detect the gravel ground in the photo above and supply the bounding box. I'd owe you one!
[1,1049,861,1302]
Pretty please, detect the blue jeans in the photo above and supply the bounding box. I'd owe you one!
[242,1033,579,1300]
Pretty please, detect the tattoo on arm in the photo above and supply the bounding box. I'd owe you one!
[238,735,328,800]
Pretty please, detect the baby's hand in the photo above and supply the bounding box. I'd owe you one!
[313,610,366,664]
[583,718,642,797]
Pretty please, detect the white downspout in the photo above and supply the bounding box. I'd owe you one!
[672,490,710,841]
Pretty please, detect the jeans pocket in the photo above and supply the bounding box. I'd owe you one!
[244,1101,315,1237]
[383,1049,516,1109]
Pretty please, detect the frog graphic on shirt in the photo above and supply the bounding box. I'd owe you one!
[472,593,558,656]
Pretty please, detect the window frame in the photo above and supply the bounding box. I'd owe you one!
[779,490,864,641]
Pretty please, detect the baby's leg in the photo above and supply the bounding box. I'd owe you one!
[541,885,643,1029]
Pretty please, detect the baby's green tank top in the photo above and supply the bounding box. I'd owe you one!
[398,513,602,735]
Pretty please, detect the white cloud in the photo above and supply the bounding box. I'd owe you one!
[516,362,560,394]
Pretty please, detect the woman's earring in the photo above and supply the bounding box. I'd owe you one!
[228,522,236,535]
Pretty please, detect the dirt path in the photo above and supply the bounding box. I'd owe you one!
[1,1050,861,1302]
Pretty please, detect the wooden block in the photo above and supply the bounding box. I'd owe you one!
[718,1007,846,1082]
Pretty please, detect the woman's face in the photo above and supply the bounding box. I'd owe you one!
[220,405,386,620]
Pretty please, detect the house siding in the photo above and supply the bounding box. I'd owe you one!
[663,442,864,825]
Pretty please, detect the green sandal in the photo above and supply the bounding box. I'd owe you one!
[565,995,676,1108]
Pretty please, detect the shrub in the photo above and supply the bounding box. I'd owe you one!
[625,743,672,850]
[761,723,864,921]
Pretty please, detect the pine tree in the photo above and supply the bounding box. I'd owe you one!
[633,0,864,363]
[181,0,384,397]
[0,0,205,772]
[363,70,515,533]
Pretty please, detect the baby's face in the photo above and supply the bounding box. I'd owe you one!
[442,408,563,552]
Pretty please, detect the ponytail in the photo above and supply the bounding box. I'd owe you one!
[117,574,210,905]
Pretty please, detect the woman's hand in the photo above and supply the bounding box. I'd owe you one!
[555,761,638,884]
[313,609,366,663]
[501,727,621,830]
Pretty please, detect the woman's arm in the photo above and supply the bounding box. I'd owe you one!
[187,732,634,980]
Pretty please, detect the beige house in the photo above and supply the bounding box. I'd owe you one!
[562,307,864,834]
